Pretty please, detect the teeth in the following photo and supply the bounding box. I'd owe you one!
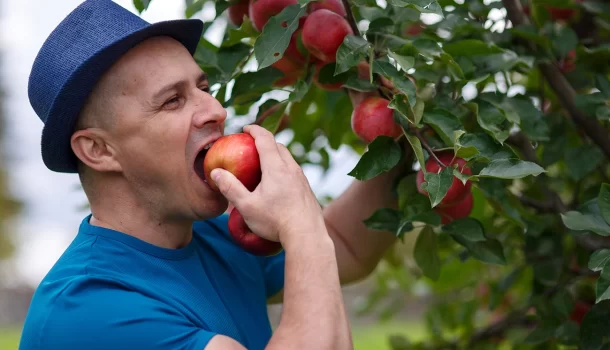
[203,142,214,150]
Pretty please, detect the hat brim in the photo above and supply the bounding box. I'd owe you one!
[40,18,204,173]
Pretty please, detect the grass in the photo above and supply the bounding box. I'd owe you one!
[1,321,426,350]
[0,327,20,350]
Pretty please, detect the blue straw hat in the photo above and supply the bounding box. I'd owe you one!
[28,0,204,173]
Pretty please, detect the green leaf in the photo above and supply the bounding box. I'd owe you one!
[503,96,549,141]
[348,136,402,181]
[552,25,579,57]
[599,184,610,225]
[388,0,444,17]
[453,131,479,160]
[474,100,510,144]
[580,300,610,350]
[443,218,486,242]
[405,133,426,172]
[575,92,607,117]
[596,268,610,303]
[478,159,546,179]
[335,35,371,75]
[561,200,610,236]
[253,4,307,69]
[388,50,415,71]
[261,103,287,134]
[185,0,205,18]
[372,60,417,106]
[565,144,604,181]
[590,249,610,272]
[133,0,150,13]
[423,109,464,146]
[288,80,310,102]
[223,16,260,47]
[523,325,555,345]
[443,39,504,57]
[413,99,425,126]
[389,94,415,124]
[421,167,454,208]
[460,133,501,160]
[552,290,574,318]
[414,226,441,281]
[595,75,610,99]
[231,68,284,105]
[453,236,507,265]
[555,321,580,346]
[342,76,378,91]
[363,208,413,237]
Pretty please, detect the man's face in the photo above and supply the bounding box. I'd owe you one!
[104,36,228,220]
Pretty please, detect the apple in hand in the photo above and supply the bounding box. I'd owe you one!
[202,133,283,257]
[227,0,250,26]
[351,97,402,143]
[416,151,472,207]
[228,207,283,256]
[301,9,353,63]
[434,192,473,224]
[203,133,262,192]
[249,0,298,32]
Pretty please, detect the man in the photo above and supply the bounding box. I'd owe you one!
[20,0,404,349]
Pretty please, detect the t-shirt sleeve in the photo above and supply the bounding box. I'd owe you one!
[208,214,286,299]
[26,276,219,350]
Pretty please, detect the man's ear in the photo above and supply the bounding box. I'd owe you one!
[71,128,122,173]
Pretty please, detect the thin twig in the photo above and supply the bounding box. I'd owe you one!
[415,130,446,167]
[502,0,610,160]
[517,195,556,213]
[341,0,360,36]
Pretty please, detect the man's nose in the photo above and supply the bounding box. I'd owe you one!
[193,90,227,129]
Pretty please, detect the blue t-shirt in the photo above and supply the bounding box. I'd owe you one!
[19,214,286,350]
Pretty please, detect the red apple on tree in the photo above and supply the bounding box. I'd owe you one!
[271,55,304,87]
[302,9,353,63]
[309,0,347,17]
[314,62,344,90]
[202,133,283,256]
[351,96,403,143]
[416,151,472,207]
[227,0,250,26]
[570,300,592,324]
[435,192,473,224]
[249,0,298,32]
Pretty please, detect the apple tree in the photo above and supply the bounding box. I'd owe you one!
[136,0,610,348]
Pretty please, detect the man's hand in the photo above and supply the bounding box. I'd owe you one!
[210,124,326,247]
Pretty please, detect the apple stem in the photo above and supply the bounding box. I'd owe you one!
[415,130,446,168]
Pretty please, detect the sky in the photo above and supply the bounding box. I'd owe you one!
[0,0,361,287]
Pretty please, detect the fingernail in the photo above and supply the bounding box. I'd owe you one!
[211,169,221,182]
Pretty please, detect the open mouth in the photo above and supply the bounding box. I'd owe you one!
[194,141,215,183]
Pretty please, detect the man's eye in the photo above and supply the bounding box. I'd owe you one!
[164,96,180,106]
[200,86,210,93]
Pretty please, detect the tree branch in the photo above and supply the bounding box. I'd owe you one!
[415,129,446,167]
[502,0,610,160]
[341,0,360,36]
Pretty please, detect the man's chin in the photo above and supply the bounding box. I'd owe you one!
[193,198,230,220]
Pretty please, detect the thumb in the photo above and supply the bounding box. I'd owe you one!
[210,168,250,205]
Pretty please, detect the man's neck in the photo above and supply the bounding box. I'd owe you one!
[89,203,194,250]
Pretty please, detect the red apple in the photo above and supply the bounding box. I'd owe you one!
[203,133,262,193]
[351,97,403,143]
[416,151,472,207]
[435,192,473,225]
[203,133,283,257]
[558,49,576,73]
[402,22,424,36]
[570,300,591,324]
[228,0,250,26]
[228,207,283,256]
[309,0,346,17]
[271,55,304,87]
[301,9,353,63]
[249,0,298,32]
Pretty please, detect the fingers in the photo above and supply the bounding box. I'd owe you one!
[276,143,295,166]
[210,168,250,206]
[243,125,282,170]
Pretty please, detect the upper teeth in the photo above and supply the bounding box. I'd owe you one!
[203,142,214,150]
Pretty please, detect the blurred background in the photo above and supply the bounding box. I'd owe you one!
[0,0,430,348]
